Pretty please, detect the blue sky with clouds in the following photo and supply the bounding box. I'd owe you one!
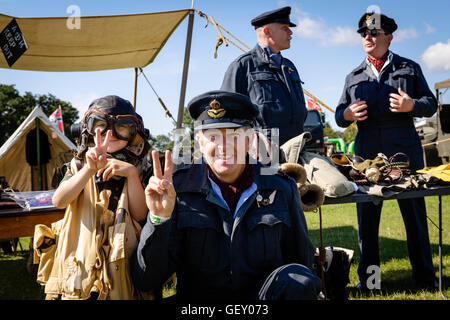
[1,0,449,136]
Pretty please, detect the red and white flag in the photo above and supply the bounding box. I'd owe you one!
[306,98,322,111]
[49,106,64,134]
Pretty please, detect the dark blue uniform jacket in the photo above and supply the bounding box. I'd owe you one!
[335,52,437,170]
[221,45,307,145]
[131,161,315,300]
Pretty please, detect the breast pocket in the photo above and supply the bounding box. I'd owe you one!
[250,71,281,103]
[391,67,415,97]
[348,76,376,106]
[245,210,291,268]
[177,211,221,270]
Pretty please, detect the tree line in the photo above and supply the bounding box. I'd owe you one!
[0,84,79,146]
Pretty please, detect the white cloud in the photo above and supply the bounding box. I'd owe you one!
[421,39,450,72]
[292,10,360,47]
[393,27,419,42]
[424,23,436,34]
[292,8,424,46]
[329,26,361,46]
[295,16,327,40]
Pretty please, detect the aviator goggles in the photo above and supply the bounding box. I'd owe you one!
[359,29,386,38]
[85,110,139,141]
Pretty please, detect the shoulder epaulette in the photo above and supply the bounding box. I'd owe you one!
[274,168,292,180]
[235,51,252,63]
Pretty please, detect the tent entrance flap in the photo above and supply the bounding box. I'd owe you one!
[25,122,52,190]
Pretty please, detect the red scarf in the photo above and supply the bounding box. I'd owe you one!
[207,164,254,214]
[367,51,389,72]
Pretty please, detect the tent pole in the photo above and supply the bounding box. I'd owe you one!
[176,9,195,129]
[133,67,138,109]
[35,118,42,190]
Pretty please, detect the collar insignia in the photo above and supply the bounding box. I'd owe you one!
[256,190,277,207]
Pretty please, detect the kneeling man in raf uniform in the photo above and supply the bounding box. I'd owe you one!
[131,91,321,300]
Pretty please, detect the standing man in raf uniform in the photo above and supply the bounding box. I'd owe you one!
[131,91,321,300]
[335,12,438,290]
[221,7,307,146]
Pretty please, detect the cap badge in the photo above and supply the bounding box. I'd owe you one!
[365,14,375,27]
[207,99,226,119]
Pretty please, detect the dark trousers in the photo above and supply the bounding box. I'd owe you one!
[356,197,436,285]
[258,264,322,300]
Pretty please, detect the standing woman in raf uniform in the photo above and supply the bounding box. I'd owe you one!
[335,12,438,290]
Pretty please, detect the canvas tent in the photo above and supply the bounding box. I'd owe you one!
[0,107,76,191]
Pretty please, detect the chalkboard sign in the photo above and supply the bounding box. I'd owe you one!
[0,18,28,67]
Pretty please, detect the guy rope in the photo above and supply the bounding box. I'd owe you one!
[193,9,336,115]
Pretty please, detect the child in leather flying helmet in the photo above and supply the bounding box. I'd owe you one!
[53,95,150,222]
[36,95,152,300]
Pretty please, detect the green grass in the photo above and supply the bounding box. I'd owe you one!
[1,196,449,300]
[0,237,45,300]
[305,195,450,300]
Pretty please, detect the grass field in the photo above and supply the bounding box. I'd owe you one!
[305,195,450,300]
[0,195,448,300]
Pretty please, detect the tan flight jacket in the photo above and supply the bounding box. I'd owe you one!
[33,158,153,300]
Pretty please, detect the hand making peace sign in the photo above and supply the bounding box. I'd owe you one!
[85,127,111,172]
[145,149,176,218]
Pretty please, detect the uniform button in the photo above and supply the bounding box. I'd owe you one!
[115,265,119,271]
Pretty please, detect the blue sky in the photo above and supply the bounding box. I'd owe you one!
[1,0,449,136]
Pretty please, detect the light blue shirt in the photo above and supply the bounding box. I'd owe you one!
[207,174,257,218]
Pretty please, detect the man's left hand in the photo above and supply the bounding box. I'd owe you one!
[389,88,414,113]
